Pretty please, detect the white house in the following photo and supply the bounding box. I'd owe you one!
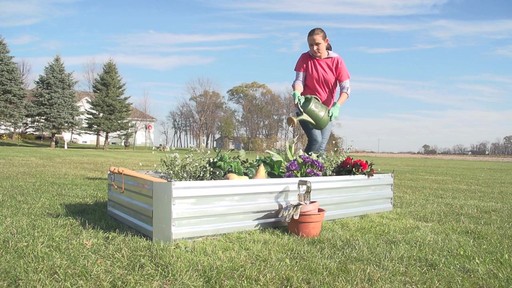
[73,91,157,147]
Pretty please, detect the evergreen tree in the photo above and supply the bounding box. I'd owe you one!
[32,55,80,148]
[0,37,27,139]
[86,59,131,150]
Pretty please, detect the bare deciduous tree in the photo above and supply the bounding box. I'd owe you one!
[452,144,466,154]
[159,119,172,147]
[187,78,225,148]
[167,99,195,148]
[82,58,101,145]
[470,141,489,155]
[133,91,153,148]
[82,58,98,92]
[16,59,32,89]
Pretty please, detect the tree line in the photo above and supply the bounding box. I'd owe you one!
[0,37,131,149]
[159,79,319,151]
[421,136,512,156]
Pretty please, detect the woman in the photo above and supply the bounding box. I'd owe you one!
[292,27,351,154]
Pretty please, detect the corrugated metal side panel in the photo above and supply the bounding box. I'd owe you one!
[108,173,155,197]
[151,182,173,242]
[107,172,168,239]
[312,175,393,220]
[107,205,153,237]
[170,174,393,240]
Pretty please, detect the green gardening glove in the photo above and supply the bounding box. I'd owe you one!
[292,91,304,105]
[328,103,340,121]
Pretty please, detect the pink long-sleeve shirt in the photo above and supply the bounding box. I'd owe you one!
[293,51,350,108]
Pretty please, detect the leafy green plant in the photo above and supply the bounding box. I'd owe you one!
[261,138,301,178]
[159,148,214,181]
[207,148,259,179]
[265,138,297,163]
[160,148,261,180]
[253,154,285,178]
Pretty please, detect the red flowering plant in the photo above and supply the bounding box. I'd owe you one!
[333,156,375,177]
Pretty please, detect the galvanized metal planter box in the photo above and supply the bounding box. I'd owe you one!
[107,167,394,242]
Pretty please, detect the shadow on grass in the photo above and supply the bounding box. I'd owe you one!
[63,200,147,239]
[0,140,142,150]
[0,140,50,147]
[254,210,290,235]
[85,176,107,181]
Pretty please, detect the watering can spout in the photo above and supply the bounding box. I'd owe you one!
[287,114,316,127]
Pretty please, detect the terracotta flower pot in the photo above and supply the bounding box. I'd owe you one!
[287,208,326,238]
[299,201,319,215]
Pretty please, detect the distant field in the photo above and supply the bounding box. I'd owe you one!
[357,151,512,161]
[1,145,511,287]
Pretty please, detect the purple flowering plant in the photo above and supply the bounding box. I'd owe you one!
[284,154,324,178]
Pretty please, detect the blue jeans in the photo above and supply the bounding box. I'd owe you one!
[298,112,333,154]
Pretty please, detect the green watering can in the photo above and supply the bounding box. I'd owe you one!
[287,95,330,130]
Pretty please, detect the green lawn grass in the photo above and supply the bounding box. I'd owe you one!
[1,144,511,287]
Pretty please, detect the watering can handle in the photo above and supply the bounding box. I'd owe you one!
[298,95,321,114]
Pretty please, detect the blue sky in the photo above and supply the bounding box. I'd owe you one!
[1,0,511,152]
